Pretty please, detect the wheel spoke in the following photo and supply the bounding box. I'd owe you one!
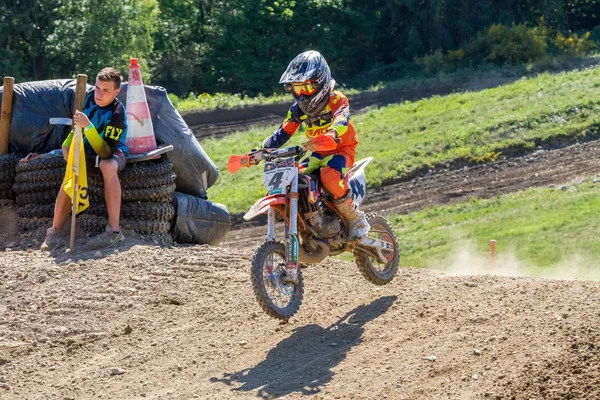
[262,253,293,308]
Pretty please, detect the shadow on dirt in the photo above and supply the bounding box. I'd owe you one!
[211,295,398,399]
[39,231,174,263]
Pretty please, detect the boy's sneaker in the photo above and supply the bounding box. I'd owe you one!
[40,227,65,251]
[87,225,125,250]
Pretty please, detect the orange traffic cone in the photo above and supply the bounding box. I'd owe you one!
[125,58,157,154]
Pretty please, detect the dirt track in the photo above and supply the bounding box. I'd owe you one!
[1,242,599,400]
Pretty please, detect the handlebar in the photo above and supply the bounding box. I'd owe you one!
[255,146,304,162]
[228,146,306,174]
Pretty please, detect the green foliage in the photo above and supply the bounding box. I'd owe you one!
[350,61,419,88]
[486,23,547,64]
[415,49,444,77]
[150,0,214,94]
[442,49,467,72]
[47,0,159,80]
[552,31,596,56]
[0,0,159,81]
[404,27,425,60]
[200,0,307,95]
[2,0,599,95]
[0,0,63,80]
[0,49,25,82]
[167,93,181,108]
[412,21,598,78]
[592,26,600,44]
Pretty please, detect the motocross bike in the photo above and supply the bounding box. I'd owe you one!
[228,146,399,320]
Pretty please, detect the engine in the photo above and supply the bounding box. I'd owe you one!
[311,207,342,238]
[298,177,346,250]
[301,202,346,251]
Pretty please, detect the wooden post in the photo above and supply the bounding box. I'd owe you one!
[74,74,87,112]
[490,240,496,270]
[70,74,87,250]
[0,77,15,155]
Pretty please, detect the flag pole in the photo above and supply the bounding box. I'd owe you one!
[70,126,82,249]
[0,77,15,155]
[70,74,87,249]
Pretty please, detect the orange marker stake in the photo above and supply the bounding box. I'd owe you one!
[490,240,496,270]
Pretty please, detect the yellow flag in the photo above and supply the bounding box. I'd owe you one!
[62,127,89,214]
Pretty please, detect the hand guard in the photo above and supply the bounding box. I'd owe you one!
[308,132,339,152]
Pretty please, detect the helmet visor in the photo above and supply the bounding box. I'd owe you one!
[284,81,317,96]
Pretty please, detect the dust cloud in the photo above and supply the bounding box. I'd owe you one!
[435,241,600,282]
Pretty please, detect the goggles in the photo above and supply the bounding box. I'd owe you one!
[284,81,317,96]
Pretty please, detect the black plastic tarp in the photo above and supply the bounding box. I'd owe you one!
[172,192,231,245]
[2,79,76,154]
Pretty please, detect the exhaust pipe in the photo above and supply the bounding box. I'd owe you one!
[298,239,329,264]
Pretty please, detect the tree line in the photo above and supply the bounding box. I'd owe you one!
[1,0,598,96]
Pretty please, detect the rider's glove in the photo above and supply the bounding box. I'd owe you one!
[248,144,264,165]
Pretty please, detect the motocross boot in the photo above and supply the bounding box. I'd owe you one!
[333,191,370,241]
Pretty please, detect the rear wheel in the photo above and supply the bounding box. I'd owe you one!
[354,213,399,285]
[251,241,303,320]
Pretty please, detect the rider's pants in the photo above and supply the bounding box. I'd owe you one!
[301,148,355,199]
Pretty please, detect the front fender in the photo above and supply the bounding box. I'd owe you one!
[243,194,286,221]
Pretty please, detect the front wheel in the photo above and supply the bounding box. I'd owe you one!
[251,241,304,320]
[354,213,399,285]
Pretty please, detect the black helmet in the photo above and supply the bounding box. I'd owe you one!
[279,50,333,116]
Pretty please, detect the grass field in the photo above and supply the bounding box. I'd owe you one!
[388,178,600,279]
[202,65,600,215]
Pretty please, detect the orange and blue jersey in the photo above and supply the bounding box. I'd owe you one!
[262,91,358,198]
[262,90,358,155]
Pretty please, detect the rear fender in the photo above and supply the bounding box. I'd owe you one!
[244,194,286,221]
[347,157,374,206]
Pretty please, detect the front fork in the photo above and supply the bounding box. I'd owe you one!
[285,172,299,283]
[265,173,300,284]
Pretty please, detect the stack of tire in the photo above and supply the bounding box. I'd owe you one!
[12,153,177,241]
[81,157,177,244]
[0,153,22,203]
[13,153,65,231]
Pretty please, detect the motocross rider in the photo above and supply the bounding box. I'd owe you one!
[255,50,370,241]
